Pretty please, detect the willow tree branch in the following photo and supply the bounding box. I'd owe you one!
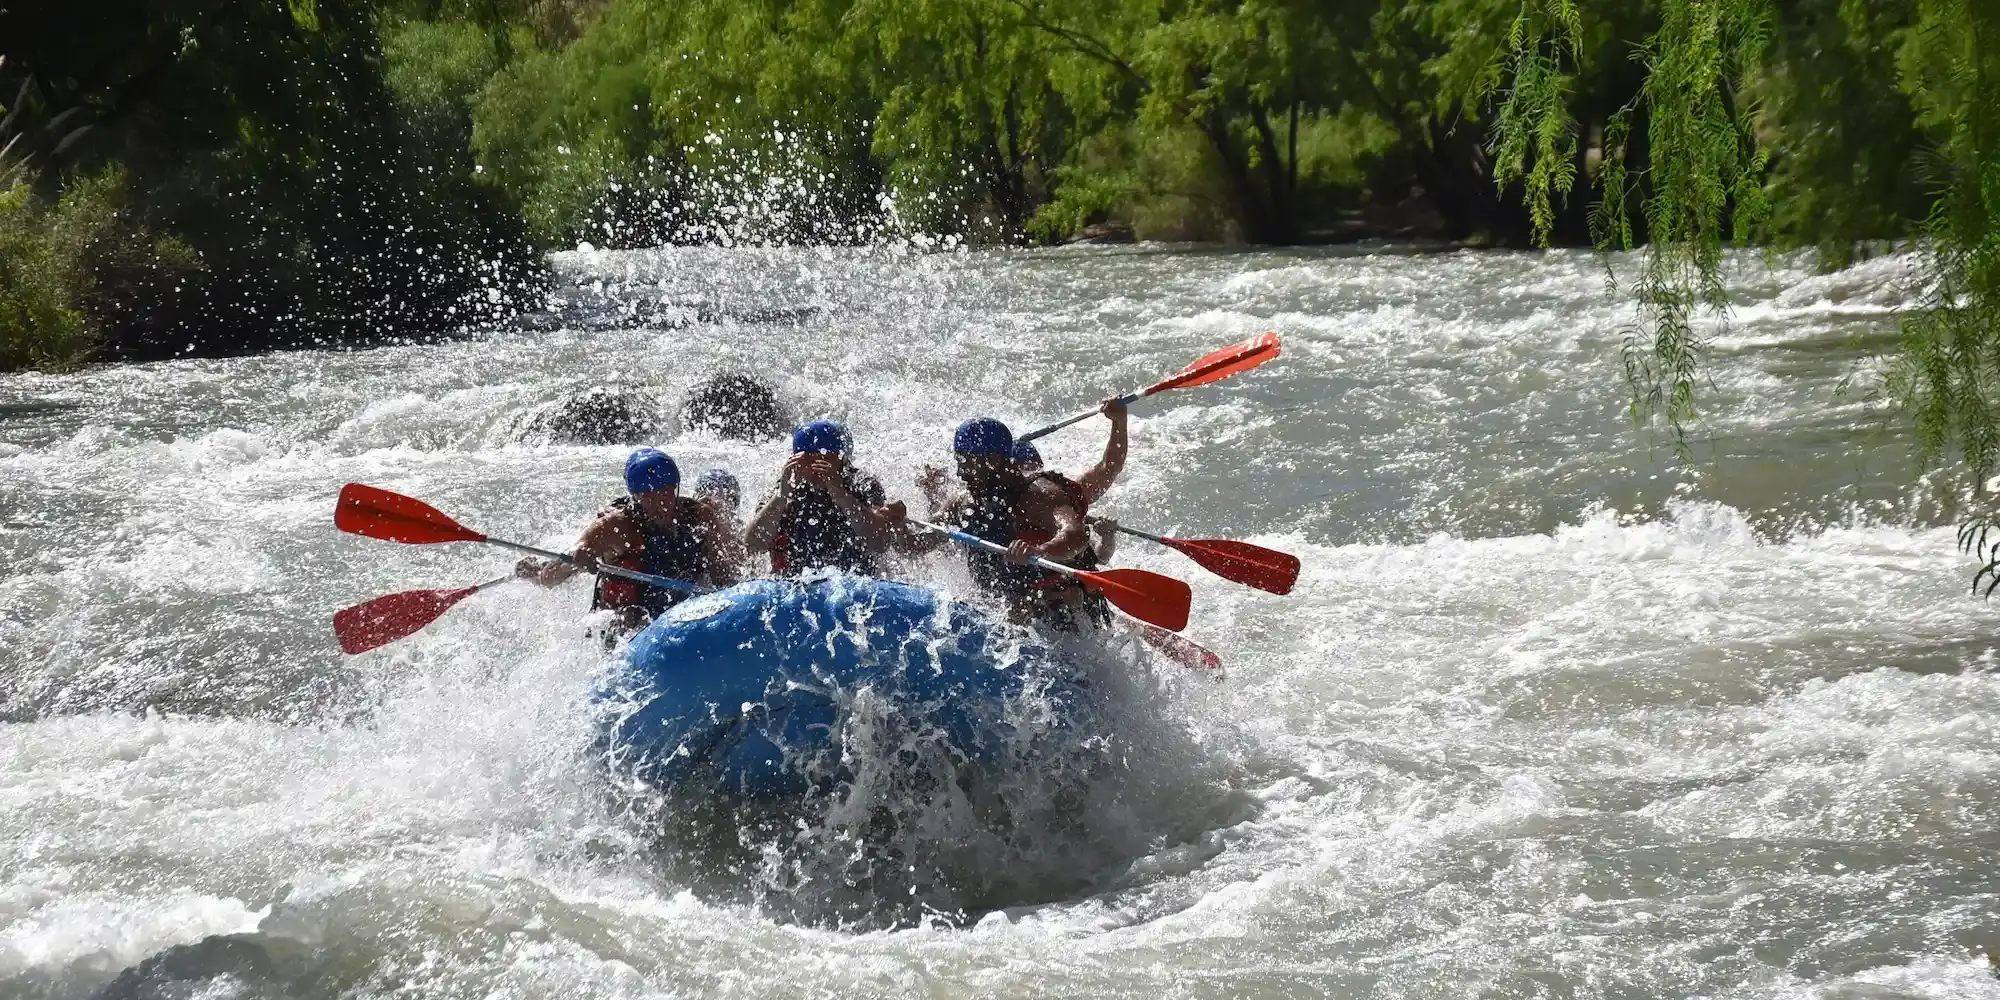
[998,0,1147,92]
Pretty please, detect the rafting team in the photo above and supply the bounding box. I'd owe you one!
[512,401,1129,635]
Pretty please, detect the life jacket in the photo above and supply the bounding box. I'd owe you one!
[771,465,886,577]
[590,496,707,620]
[960,471,1107,630]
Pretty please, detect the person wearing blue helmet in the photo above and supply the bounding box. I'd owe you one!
[693,467,742,511]
[514,447,738,632]
[914,415,1107,630]
[690,467,748,578]
[745,419,905,577]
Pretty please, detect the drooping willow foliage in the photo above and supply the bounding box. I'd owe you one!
[1486,0,2000,583]
[1891,0,2000,486]
[1486,0,1581,249]
[1488,0,1772,455]
[1890,0,2000,577]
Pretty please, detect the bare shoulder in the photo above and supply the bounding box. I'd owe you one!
[1024,475,1076,509]
[581,506,639,551]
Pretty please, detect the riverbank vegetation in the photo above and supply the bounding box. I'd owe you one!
[5,0,2000,520]
[0,2,1964,353]
[0,4,543,369]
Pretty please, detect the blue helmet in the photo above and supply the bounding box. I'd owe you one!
[624,448,680,494]
[1012,440,1042,467]
[791,419,851,456]
[953,417,1013,457]
[693,467,741,510]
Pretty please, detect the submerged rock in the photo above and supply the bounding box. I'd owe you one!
[1069,222,1136,245]
[680,371,788,441]
[515,385,662,445]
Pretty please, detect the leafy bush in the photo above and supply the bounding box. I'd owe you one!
[1029,124,1236,243]
[384,18,503,156]
[470,9,666,246]
[1,0,545,364]
[0,171,125,372]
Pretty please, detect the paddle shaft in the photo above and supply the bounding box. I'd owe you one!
[483,536,700,594]
[907,518,1084,578]
[332,483,701,593]
[1095,519,1169,545]
[1017,391,1140,445]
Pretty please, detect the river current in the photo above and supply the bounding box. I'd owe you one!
[2,244,1997,998]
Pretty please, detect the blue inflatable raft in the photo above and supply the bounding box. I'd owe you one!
[595,576,1089,800]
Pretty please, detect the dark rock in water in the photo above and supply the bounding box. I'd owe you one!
[681,371,788,441]
[1070,222,1136,245]
[92,933,287,999]
[516,385,662,445]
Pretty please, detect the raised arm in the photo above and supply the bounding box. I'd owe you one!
[1074,396,1128,505]
[745,458,806,555]
[896,482,959,556]
[816,472,901,545]
[918,464,965,519]
[692,502,744,586]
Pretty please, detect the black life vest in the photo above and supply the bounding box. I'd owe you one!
[590,496,706,620]
[960,471,1106,629]
[772,465,886,577]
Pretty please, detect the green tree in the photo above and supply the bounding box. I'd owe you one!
[1473,0,1771,449]
[1888,1,2000,493]
[1127,0,1340,243]
[1,0,541,364]
[1756,0,1929,265]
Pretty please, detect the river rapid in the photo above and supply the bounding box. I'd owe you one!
[2,244,1997,999]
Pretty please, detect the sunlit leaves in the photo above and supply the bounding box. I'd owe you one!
[1481,0,1773,457]
[1888,0,2000,495]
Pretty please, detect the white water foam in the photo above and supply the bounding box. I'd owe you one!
[3,246,1996,998]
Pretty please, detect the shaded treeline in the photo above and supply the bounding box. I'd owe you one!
[0,0,1969,380]
[0,0,542,367]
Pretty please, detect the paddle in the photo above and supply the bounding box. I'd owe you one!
[1130,619,1225,674]
[1094,519,1300,595]
[333,575,511,655]
[334,483,701,594]
[907,517,1192,632]
[1018,331,1282,444]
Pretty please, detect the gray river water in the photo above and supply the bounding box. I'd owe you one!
[3,244,1998,998]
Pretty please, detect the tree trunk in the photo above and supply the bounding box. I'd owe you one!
[995,77,1028,235]
[1404,116,1534,245]
[1249,101,1298,242]
[1199,110,1276,243]
[1288,98,1299,202]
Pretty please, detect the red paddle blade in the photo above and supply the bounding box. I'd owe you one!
[333,585,480,654]
[1143,331,1280,396]
[1163,537,1301,595]
[1138,625,1225,674]
[335,483,487,545]
[1075,567,1192,632]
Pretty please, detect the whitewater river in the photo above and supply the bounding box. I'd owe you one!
[3,245,1997,998]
